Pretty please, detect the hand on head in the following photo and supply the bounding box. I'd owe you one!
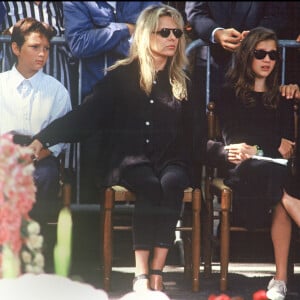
[214,28,242,52]
[241,30,250,40]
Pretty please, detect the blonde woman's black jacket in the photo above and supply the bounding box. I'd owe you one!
[33,60,201,186]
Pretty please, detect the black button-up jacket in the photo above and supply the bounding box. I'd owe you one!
[34,60,201,186]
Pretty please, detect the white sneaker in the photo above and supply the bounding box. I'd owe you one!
[266,278,287,300]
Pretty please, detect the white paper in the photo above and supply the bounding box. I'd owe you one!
[252,155,288,166]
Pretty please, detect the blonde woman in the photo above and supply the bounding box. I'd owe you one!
[29,4,198,292]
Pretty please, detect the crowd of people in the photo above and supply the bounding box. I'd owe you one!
[0,2,299,300]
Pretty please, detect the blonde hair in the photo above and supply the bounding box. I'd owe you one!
[108,4,189,100]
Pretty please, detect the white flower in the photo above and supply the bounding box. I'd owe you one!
[26,235,43,250]
[27,220,41,235]
[33,252,45,268]
[25,264,34,273]
[33,265,44,274]
[21,250,32,264]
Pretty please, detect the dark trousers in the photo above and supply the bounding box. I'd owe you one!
[120,164,190,250]
[31,156,60,223]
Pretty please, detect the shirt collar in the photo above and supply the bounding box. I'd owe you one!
[106,1,116,9]
[12,65,43,90]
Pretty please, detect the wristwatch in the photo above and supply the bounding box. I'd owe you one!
[254,145,264,156]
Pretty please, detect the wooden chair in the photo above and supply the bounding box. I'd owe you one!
[202,101,234,291]
[202,101,299,292]
[101,185,202,292]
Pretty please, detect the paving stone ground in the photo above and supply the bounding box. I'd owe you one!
[43,209,300,300]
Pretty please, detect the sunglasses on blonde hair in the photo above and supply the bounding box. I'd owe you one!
[153,28,183,39]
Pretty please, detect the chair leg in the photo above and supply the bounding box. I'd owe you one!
[183,224,192,279]
[220,189,231,292]
[102,188,114,291]
[192,188,201,292]
[203,180,214,276]
[62,182,72,207]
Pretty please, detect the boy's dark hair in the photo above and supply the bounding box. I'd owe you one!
[11,17,56,48]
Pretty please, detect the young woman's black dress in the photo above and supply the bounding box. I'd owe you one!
[216,86,296,230]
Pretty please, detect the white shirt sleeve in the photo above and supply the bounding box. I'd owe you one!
[211,27,224,43]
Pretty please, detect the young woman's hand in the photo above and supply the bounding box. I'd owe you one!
[224,142,257,164]
[278,138,295,159]
[280,84,300,100]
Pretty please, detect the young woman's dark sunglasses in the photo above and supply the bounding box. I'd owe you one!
[153,28,183,39]
[253,49,279,61]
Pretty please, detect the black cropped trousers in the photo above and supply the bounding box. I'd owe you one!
[120,163,190,250]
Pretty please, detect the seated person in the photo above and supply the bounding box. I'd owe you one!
[0,17,72,220]
[211,27,300,300]
[28,4,199,292]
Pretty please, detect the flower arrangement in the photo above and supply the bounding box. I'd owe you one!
[0,133,44,278]
[20,218,44,274]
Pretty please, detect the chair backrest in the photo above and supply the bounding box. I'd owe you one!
[206,101,227,181]
[207,101,220,141]
[290,100,299,176]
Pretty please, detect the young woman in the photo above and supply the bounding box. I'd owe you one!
[29,4,198,293]
[215,27,300,300]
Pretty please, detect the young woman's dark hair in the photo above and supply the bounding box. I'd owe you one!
[226,26,281,108]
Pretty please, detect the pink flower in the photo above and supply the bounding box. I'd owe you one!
[0,134,38,277]
[253,290,268,300]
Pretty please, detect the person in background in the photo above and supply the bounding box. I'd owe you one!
[285,2,300,86]
[0,18,72,220]
[62,1,161,203]
[0,1,77,177]
[213,27,300,300]
[0,2,5,24]
[63,1,162,100]
[0,1,75,100]
[29,4,199,293]
[185,1,288,105]
[184,2,288,185]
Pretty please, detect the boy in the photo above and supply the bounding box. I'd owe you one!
[0,18,72,218]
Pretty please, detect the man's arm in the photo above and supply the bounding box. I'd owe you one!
[63,2,131,58]
[185,2,220,42]
[185,1,242,52]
